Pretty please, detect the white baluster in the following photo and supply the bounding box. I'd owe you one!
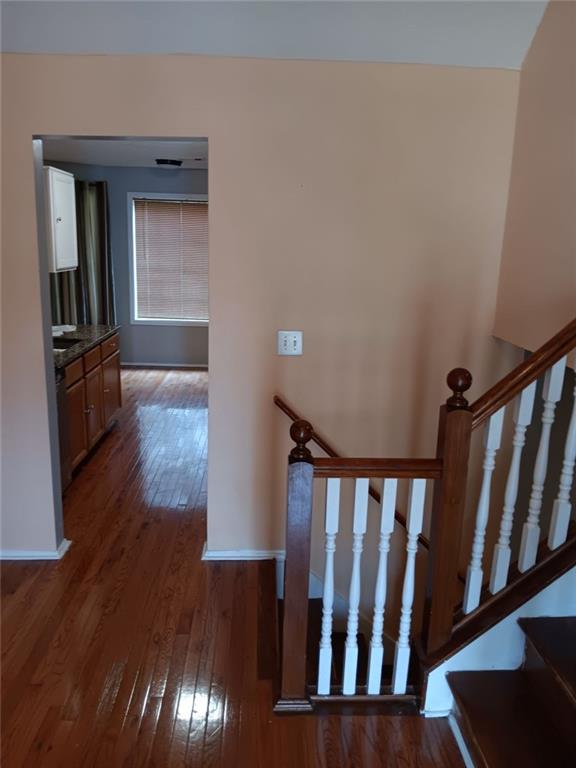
[548,382,576,550]
[367,478,397,695]
[490,384,536,594]
[342,478,369,696]
[392,479,426,695]
[519,357,567,571]
[317,478,341,695]
[463,408,505,613]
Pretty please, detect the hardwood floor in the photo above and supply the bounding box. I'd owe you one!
[1,369,463,767]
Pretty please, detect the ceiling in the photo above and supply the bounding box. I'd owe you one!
[1,1,547,70]
[42,138,209,169]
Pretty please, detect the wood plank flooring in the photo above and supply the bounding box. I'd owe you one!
[1,369,463,767]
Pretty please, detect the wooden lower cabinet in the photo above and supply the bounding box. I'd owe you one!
[85,365,105,448]
[102,352,122,425]
[62,334,122,474]
[66,378,88,470]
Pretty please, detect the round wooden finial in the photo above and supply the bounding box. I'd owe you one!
[289,420,314,463]
[446,368,472,409]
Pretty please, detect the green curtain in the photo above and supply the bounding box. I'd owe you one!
[50,181,116,326]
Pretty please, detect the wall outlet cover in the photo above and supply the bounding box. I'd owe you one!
[277,330,303,356]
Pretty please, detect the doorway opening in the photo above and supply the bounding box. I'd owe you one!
[34,136,209,545]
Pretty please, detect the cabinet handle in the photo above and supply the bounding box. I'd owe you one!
[103,389,110,393]
[56,217,63,223]
[83,408,91,414]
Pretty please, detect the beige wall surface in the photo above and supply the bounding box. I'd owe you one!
[494,0,576,351]
[1,54,521,555]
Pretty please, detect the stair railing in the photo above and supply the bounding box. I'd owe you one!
[275,419,443,711]
[273,395,433,553]
[432,318,576,649]
[275,316,576,710]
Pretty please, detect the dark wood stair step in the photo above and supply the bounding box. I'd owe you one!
[448,670,576,768]
[519,616,576,708]
[518,616,576,708]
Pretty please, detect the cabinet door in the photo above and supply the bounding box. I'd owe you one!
[102,352,122,425]
[66,378,88,469]
[85,365,104,448]
[45,167,78,271]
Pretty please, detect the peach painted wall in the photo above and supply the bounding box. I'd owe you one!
[494,0,576,351]
[0,54,521,554]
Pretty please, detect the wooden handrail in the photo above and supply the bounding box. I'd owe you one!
[471,317,576,430]
[274,394,432,550]
[313,457,442,479]
[274,395,342,459]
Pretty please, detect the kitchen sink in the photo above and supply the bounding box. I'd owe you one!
[52,337,81,350]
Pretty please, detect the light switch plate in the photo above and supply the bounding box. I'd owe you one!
[277,330,303,356]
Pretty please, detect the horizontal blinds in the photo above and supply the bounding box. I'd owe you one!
[134,199,208,321]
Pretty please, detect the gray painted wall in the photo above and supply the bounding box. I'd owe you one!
[50,161,209,366]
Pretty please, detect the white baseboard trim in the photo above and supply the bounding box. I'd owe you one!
[422,708,452,718]
[121,362,208,370]
[0,537,72,561]
[202,544,285,595]
[201,543,285,561]
[448,714,475,768]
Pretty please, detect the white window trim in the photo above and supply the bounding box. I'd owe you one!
[127,191,209,327]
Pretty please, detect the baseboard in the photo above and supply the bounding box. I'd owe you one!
[121,362,208,370]
[448,713,476,768]
[422,708,452,718]
[202,543,285,595]
[201,543,285,561]
[0,537,71,561]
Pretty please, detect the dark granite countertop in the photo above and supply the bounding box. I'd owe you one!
[53,324,120,370]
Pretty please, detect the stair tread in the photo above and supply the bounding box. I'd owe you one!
[519,616,576,705]
[448,671,576,768]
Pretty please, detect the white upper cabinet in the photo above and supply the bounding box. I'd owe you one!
[44,166,78,272]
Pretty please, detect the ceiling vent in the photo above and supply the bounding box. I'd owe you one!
[155,158,183,168]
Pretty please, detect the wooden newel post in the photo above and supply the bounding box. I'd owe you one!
[424,369,473,655]
[275,420,315,713]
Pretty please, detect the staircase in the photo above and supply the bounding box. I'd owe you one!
[449,617,576,767]
[272,316,576,766]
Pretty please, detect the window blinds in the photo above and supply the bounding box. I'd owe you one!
[133,199,208,322]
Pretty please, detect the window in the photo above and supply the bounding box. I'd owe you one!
[131,196,208,324]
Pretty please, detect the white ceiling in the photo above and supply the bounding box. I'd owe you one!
[42,138,209,169]
[1,1,547,70]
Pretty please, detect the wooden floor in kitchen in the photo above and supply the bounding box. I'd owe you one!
[1,369,463,768]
